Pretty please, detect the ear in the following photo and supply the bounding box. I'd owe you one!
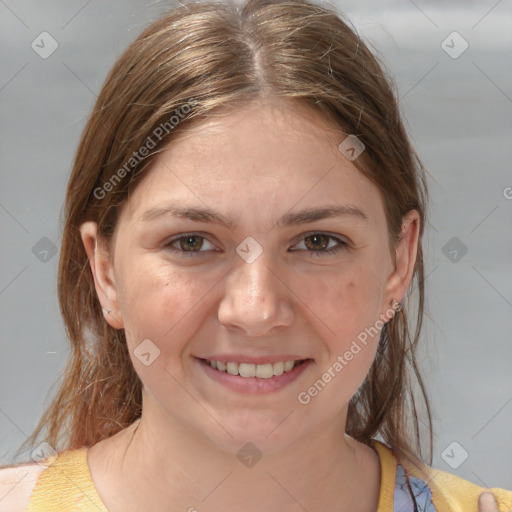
[79,221,124,329]
[381,209,420,315]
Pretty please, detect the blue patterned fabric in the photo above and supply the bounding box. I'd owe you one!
[393,464,438,512]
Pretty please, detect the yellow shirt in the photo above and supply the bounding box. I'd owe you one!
[27,440,512,511]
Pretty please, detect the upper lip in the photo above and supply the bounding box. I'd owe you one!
[198,354,311,365]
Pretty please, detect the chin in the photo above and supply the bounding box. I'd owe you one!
[200,415,302,458]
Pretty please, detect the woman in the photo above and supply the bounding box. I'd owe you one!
[1,0,510,510]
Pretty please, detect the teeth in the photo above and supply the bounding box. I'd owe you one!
[239,363,256,377]
[255,363,273,378]
[273,361,284,376]
[226,362,239,376]
[208,359,302,378]
[283,361,294,371]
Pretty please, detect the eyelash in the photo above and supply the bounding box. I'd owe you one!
[164,232,348,258]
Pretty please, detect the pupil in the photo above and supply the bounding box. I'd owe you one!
[183,236,200,251]
[308,235,327,250]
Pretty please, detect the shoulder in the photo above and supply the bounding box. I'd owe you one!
[0,461,46,511]
[372,440,512,512]
[403,458,512,512]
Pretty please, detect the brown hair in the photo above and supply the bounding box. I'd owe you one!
[14,0,432,466]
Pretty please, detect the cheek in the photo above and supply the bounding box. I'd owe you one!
[297,267,384,410]
[118,260,210,359]
[311,262,385,347]
[118,261,218,407]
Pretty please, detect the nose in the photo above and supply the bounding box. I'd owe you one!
[217,253,294,337]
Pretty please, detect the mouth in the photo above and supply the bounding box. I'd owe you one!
[195,357,313,394]
[202,358,309,378]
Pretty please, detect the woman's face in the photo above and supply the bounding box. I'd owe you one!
[82,100,418,454]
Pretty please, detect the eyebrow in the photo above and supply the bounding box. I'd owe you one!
[140,203,368,229]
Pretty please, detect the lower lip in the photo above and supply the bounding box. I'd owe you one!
[196,358,313,394]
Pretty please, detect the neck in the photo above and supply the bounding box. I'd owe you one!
[93,404,381,512]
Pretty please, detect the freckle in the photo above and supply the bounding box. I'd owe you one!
[348,282,355,288]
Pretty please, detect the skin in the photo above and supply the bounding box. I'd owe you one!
[479,493,502,512]
[80,99,421,512]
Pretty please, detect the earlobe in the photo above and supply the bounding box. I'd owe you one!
[79,221,124,329]
[383,210,420,307]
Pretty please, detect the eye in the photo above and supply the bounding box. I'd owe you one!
[164,232,348,258]
[165,234,216,257]
[291,233,348,257]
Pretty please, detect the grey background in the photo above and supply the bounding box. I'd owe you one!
[1,0,511,491]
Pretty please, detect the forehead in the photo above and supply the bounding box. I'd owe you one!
[120,101,385,227]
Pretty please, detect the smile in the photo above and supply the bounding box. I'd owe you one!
[208,359,303,378]
[197,357,312,393]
